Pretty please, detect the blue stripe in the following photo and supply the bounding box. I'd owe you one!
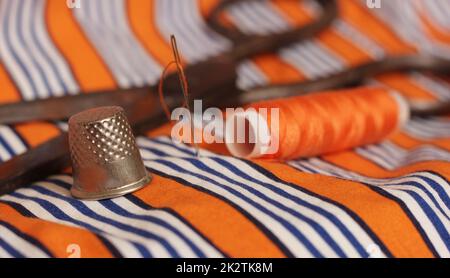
[2,0,38,98]
[150,137,196,156]
[8,191,150,257]
[0,219,53,257]
[100,200,206,257]
[142,139,366,256]
[16,0,52,95]
[413,174,450,211]
[141,146,170,157]
[133,242,152,258]
[27,182,180,257]
[291,161,318,174]
[152,158,323,257]
[212,157,369,257]
[189,157,348,257]
[50,176,207,257]
[380,187,450,252]
[29,0,70,95]
[0,236,24,258]
[103,198,206,257]
[386,181,450,221]
[0,135,17,157]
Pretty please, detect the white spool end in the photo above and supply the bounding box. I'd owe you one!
[388,90,410,129]
[225,110,271,159]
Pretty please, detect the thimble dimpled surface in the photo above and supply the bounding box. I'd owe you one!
[68,106,150,200]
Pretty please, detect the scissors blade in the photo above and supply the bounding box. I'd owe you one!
[0,58,238,195]
[0,87,150,125]
[0,56,236,125]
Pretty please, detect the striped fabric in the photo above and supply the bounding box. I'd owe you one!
[0,0,449,258]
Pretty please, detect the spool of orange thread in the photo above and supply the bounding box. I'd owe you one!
[225,87,409,159]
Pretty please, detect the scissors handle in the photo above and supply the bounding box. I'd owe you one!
[0,88,150,124]
[206,0,337,61]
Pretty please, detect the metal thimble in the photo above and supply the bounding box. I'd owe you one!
[68,106,150,200]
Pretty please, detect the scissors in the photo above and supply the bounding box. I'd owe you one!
[1,0,450,196]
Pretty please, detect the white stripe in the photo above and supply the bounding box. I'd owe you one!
[2,0,47,99]
[37,181,197,257]
[0,246,12,258]
[357,142,450,169]
[228,0,288,34]
[333,20,385,59]
[372,0,450,59]
[236,61,268,89]
[179,157,341,257]
[23,183,174,257]
[140,138,387,257]
[13,0,49,98]
[0,126,26,155]
[115,198,223,258]
[155,0,228,63]
[2,189,170,257]
[144,158,315,257]
[22,0,62,95]
[210,157,382,252]
[94,0,142,86]
[74,0,131,87]
[103,236,142,258]
[204,157,363,257]
[387,184,450,222]
[137,137,191,157]
[54,175,222,257]
[291,158,450,257]
[411,74,450,101]
[109,0,162,84]
[0,225,49,258]
[422,0,450,28]
[0,143,11,161]
[382,188,449,257]
[33,0,79,95]
[2,195,144,258]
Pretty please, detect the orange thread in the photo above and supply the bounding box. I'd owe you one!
[245,87,403,159]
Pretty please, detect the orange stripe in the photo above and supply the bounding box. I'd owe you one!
[134,174,285,257]
[45,0,116,92]
[376,73,437,101]
[0,203,112,257]
[339,0,415,55]
[198,0,219,17]
[317,30,372,65]
[273,0,313,27]
[390,132,450,152]
[275,0,372,67]
[246,0,436,257]
[14,122,61,147]
[127,0,173,66]
[419,10,450,45]
[323,151,450,180]
[252,54,306,84]
[251,159,435,257]
[248,0,310,82]
[202,0,307,83]
[0,63,21,103]
[277,0,436,101]
[335,1,438,101]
